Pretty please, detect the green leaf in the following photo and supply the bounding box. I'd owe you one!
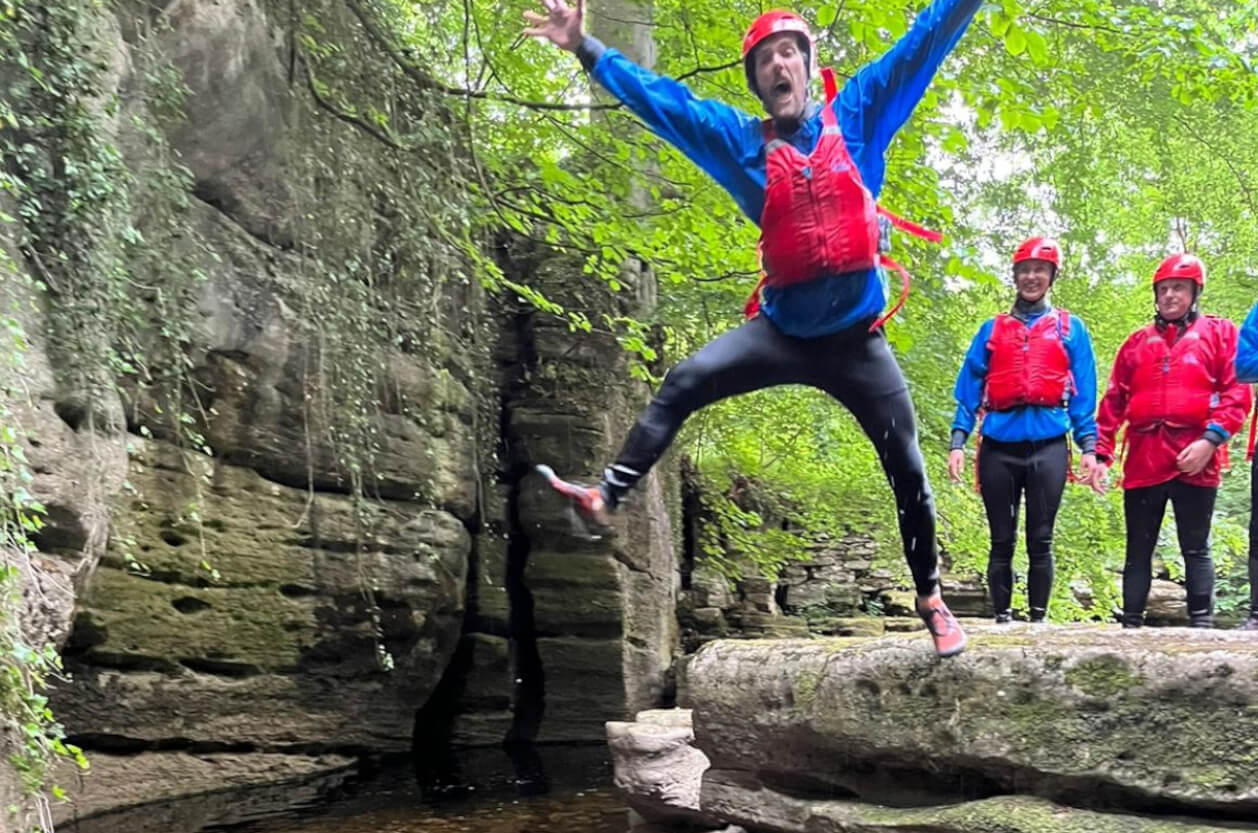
[1004,26,1027,56]
[1024,28,1048,65]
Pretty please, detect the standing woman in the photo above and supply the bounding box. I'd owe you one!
[949,238,1101,623]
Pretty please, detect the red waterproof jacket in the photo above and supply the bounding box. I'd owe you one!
[1096,316,1251,489]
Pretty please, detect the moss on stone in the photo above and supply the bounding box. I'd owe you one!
[860,794,1240,832]
[1064,654,1145,696]
[793,669,823,707]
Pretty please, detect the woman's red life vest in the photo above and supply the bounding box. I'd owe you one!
[983,310,1072,411]
[743,69,939,329]
[1127,317,1219,432]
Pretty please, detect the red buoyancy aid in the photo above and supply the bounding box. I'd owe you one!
[984,310,1072,411]
[743,69,940,328]
[1126,317,1219,432]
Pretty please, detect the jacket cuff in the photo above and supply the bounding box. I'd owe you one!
[949,429,968,451]
[1077,434,1097,455]
[1203,428,1228,447]
[576,35,606,72]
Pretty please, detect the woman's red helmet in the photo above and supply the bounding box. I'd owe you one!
[1012,236,1061,269]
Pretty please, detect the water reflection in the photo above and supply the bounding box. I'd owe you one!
[263,785,630,833]
[269,743,619,833]
[60,744,622,833]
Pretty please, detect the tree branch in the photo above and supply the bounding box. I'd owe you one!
[342,0,620,112]
[675,59,740,83]
[1024,12,1125,36]
[299,53,408,151]
[1170,113,1258,220]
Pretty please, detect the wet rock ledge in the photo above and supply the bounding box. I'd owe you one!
[610,625,1258,833]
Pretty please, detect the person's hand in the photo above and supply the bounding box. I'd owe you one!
[1090,462,1110,495]
[523,0,585,52]
[947,449,965,484]
[1076,452,1101,494]
[1176,438,1216,476]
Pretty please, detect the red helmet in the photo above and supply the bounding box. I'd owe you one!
[1153,253,1205,287]
[1012,236,1061,269]
[742,11,813,92]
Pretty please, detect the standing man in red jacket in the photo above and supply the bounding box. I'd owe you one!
[1093,254,1252,628]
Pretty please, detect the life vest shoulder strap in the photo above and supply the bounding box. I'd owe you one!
[877,206,942,243]
[821,67,839,104]
[1055,308,1071,338]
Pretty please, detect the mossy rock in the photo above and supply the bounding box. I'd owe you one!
[701,772,1247,833]
[686,626,1258,813]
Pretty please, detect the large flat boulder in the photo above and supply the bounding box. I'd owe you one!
[682,626,1258,827]
[701,772,1241,833]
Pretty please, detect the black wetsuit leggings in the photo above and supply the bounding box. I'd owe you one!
[1122,480,1216,626]
[1249,454,1258,618]
[610,313,940,596]
[977,435,1068,621]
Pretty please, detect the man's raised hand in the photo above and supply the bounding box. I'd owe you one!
[523,0,585,52]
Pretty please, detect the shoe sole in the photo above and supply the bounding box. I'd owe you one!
[934,630,966,659]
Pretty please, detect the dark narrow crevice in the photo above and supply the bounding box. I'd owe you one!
[679,456,699,592]
[411,509,482,760]
[171,597,212,614]
[503,468,543,745]
[500,299,544,747]
[774,583,790,612]
[412,631,474,798]
[179,657,263,678]
[53,400,88,431]
[191,182,295,251]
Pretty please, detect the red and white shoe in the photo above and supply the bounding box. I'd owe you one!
[535,464,613,538]
[917,594,966,658]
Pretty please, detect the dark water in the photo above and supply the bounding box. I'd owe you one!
[63,745,633,833]
[258,785,631,833]
[252,745,630,833]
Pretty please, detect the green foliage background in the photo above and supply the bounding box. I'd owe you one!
[401,0,1258,617]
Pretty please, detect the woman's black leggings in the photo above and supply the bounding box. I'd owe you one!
[1122,480,1216,625]
[977,435,1068,620]
[608,313,940,597]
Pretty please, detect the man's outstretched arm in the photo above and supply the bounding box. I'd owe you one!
[524,0,758,206]
[839,0,985,159]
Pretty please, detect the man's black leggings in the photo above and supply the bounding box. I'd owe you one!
[609,313,940,597]
[1122,480,1216,626]
[977,435,1068,621]
[1248,452,1258,618]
